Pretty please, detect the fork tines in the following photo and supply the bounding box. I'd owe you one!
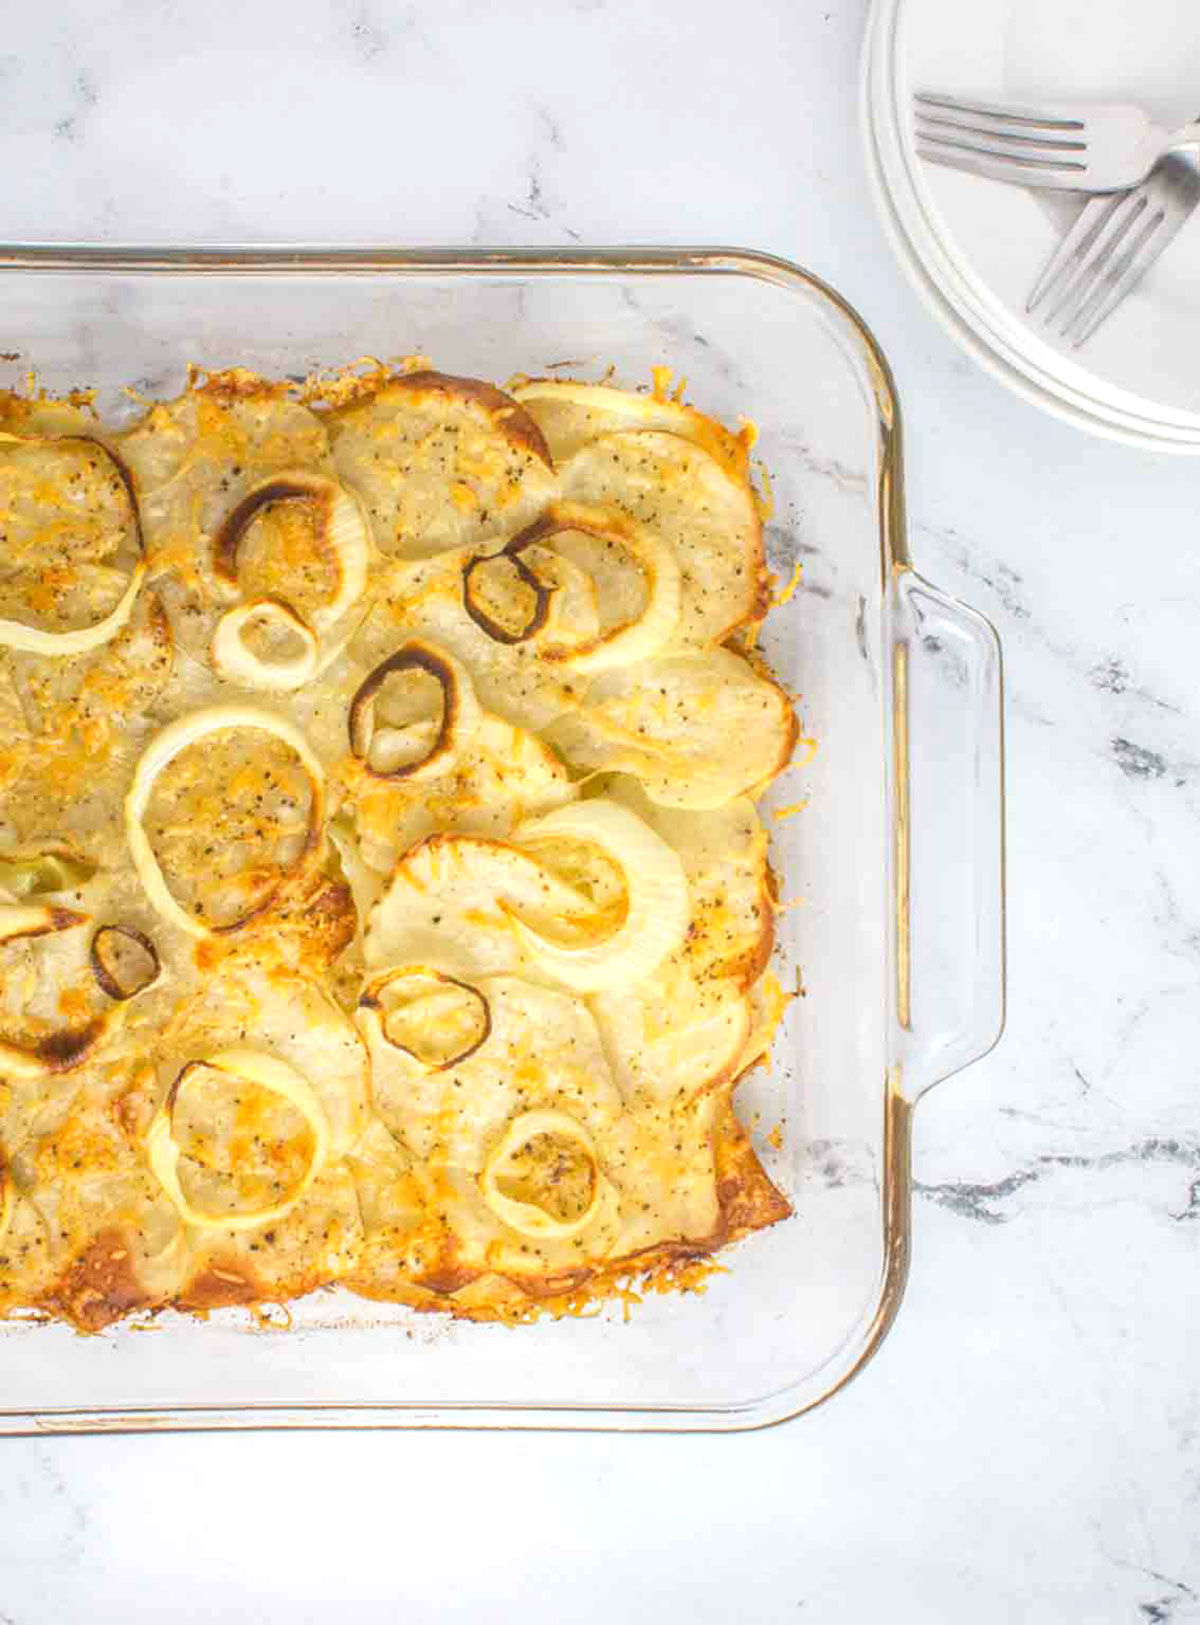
[915,91,1089,177]
[1027,187,1172,346]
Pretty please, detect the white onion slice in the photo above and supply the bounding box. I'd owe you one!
[481,1109,609,1240]
[0,435,146,656]
[145,1047,330,1233]
[211,597,320,692]
[0,560,147,657]
[348,638,482,782]
[508,799,689,992]
[124,705,325,939]
[356,965,491,1072]
[213,470,370,632]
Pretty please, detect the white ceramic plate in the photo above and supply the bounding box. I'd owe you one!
[863,0,1200,451]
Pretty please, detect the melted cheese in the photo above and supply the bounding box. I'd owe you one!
[0,369,797,1331]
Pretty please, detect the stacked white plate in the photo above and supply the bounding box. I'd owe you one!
[862,0,1200,451]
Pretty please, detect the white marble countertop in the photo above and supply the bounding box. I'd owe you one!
[2,1,1199,1620]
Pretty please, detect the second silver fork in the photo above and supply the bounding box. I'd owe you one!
[1027,137,1200,345]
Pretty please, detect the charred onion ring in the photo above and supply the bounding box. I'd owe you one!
[348,638,481,782]
[528,503,681,672]
[462,536,555,645]
[89,924,162,1002]
[356,966,492,1072]
[213,470,369,632]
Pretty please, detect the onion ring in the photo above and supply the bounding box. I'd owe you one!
[348,638,481,782]
[213,470,370,632]
[480,1109,609,1241]
[145,1047,330,1233]
[506,798,689,993]
[462,540,554,645]
[356,966,491,1072]
[124,705,325,939]
[529,503,681,672]
[0,436,146,656]
[89,924,162,1002]
[211,597,320,692]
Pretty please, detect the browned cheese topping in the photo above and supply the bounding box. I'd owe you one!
[0,367,799,1330]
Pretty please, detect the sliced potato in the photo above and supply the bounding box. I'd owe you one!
[343,709,576,878]
[560,429,764,649]
[12,1090,188,1328]
[329,370,559,559]
[605,779,774,988]
[356,975,625,1278]
[360,975,623,1168]
[363,833,597,983]
[548,648,797,809]
[512,378,752,481]
[13,588,174,731]
[589,781,773,1106]
[152,957,370,1158]
[0,429,143,649]
[175,1158,363,1314]
[0,873,126,1080]
[364,797,688,995]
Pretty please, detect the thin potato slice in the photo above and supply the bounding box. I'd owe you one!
[561,429,764,650]
[329,370,559,559]
[548,649,797,808]
[512,378,753,481]
[342,709,576,879]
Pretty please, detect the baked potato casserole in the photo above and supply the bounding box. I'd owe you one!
[0,364,798,1329]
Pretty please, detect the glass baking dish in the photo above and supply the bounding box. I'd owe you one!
[0,245,1004,1432]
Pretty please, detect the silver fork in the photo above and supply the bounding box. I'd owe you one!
[1027,138,1200,345]
[915,92,1176,192]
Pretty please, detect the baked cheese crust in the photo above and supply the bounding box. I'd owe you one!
[0,366,795,1331]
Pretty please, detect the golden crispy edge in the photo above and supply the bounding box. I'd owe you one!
[343,1098,791,1325]
[40,1229,157,1332]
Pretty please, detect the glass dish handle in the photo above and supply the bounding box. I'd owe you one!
[892,570,1005,1100]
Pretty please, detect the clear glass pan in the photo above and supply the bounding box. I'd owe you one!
[0,246,1004,1432]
